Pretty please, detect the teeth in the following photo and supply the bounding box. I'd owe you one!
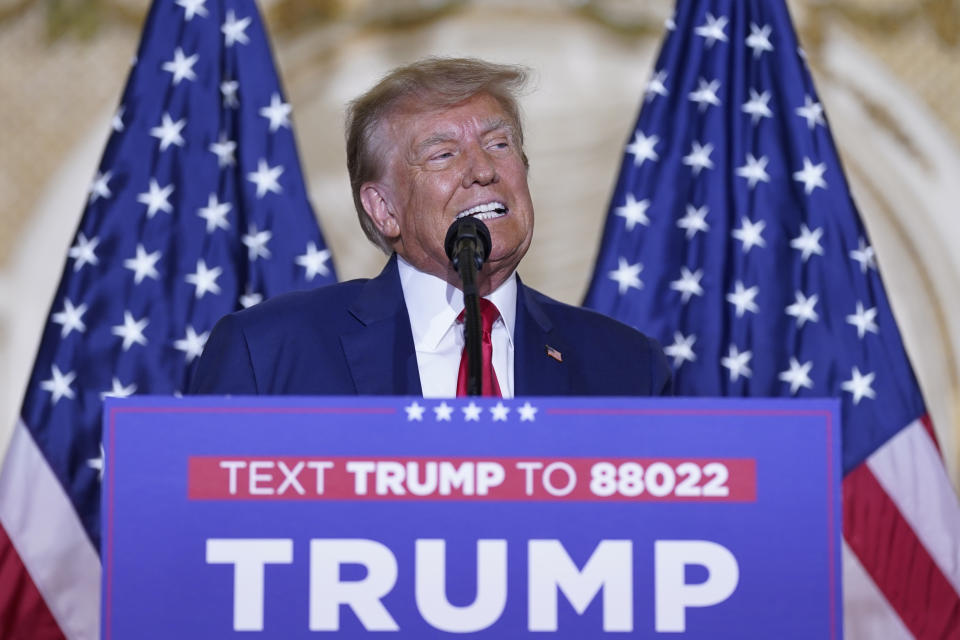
[456,201,507,219]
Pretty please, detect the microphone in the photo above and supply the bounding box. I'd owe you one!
[444,216,492,396]
[444,216,492,275]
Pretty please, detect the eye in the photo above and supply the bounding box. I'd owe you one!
[429,150,455,162]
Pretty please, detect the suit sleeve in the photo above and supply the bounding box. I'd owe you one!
[648,337,673,396]
[188,313,259,394]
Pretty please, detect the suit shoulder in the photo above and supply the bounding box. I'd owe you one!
[225,278,369,332]
[525,287,657,345]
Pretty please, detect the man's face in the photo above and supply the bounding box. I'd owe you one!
[361,92,535,293]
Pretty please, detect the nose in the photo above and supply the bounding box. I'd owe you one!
[461,145,498,188]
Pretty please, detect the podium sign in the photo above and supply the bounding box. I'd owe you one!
[101,397,841,639]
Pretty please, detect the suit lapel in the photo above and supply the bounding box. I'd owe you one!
[514,281,571,396]
[341,255,422,395]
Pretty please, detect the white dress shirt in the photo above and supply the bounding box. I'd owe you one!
[398,256,517,398]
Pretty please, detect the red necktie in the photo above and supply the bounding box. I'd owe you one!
[456,298,502,397]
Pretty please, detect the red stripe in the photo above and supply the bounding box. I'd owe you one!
[920,414,942,455]
[844,463,960,639]
[0,524,65,640]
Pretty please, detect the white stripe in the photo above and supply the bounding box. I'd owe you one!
[866,418,960,595]
[842,541,913,640]
[0,419,100,640]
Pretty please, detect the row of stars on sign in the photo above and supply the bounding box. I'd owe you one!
[404,401,539,422]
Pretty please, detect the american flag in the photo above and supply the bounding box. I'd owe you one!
[0,0,336,637]
[584,1,960,637]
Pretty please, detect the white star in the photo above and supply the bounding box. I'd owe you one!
[162,47,198,85]
[682,141,714,175]
[735,154,771,189]
[795,95,825,130]
[664,332,696,368]
[842,366,876,405]
[220,80,239,108]
[433,402,454,421]
[645,69,668,102]
[462,402,482,421]
[726,281,760,317]
[259,93,291,132]
[786,291,819,327]
[137,178,174,218]
[732,216,766,252]
[615,193,651,231]
[608,257,643,295]
[68,232,100,271]
[87,444,105,481]
[88,170,112,204]
[222,10,251,47]
[846,301,879,339]
[741,89,772,124]
[101,377,137,400]
[695,12,728,48]
[745,22,774,58]
[677,204,710,239]
[185,259,223,299]
[664,14,676,31]
[247,158,284,198]
[242,225,272,261]
[112,311,149,351]
[490,402,510,421]
[793,157,828,195]
[239,289,263,309]
[670,267,704,303]
[175,0,208,21]
[779,358,813,395]
[149,112,186,151]
[296,242,332,281]
[198,193,231,232]
[123,244,161,284]
[625,131,659,167]
[790,224,824,262]
[111,107,125,133]
[209,133,237,168]
[849,238,876,273]
[41,365,76,404]
[518,402,538,421]
[721,345,752,382]
[52,299,87,338]
[688,78,721,111]
[174,325,209,363]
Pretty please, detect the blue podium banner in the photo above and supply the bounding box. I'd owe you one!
[101,397,841,639]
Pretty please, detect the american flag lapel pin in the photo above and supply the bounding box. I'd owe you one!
[545,345,563,362]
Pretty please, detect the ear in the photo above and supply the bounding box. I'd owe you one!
[360,182,401,241]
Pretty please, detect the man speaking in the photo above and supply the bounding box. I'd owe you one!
[189,58,670,397]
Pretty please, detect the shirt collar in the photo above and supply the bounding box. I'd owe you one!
[397,255,517,351]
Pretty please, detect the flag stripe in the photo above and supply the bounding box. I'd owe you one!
[844,463,960,639]
[0,421,100,640]
[842,541,913,640]
[920,414,940,454]
[0,524,64,640]
[866,417,960,596]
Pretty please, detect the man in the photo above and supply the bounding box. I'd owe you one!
[189,57,671,397]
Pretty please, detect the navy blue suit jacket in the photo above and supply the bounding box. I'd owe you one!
[189,255,671,396]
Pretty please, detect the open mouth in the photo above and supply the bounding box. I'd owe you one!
[455,201,508,221]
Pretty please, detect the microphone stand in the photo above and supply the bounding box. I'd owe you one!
[458,245,483,396]
[445,217,492,397]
